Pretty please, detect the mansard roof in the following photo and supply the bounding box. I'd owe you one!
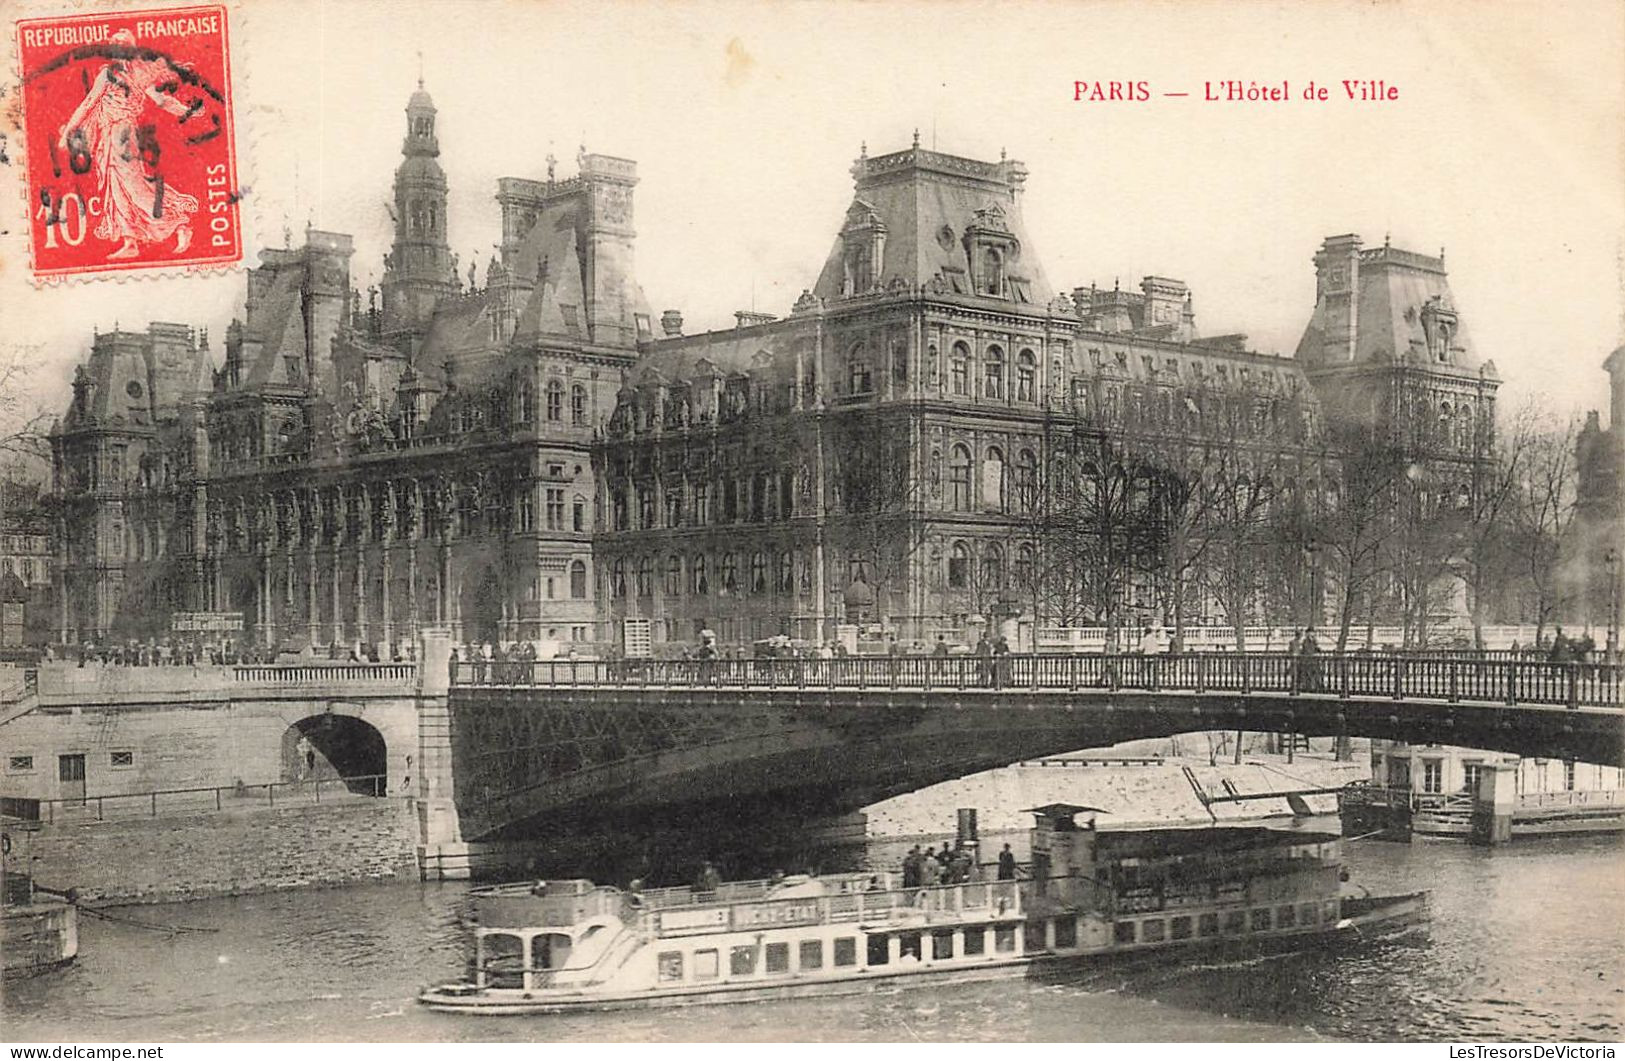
[812,144,1052,302]
[1297,239,1491,377]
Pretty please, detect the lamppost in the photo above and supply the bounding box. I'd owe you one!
[1606,547,1619,665]
[1303,538,1322,631]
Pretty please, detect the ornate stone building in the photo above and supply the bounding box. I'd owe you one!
[51,83,646,648]
[596,146,1499,650]
[49,86,1501,653]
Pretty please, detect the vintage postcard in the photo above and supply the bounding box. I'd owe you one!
[0,0,1621,1051]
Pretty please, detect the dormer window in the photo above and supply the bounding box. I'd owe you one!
[982,248,1004,296]
[839,200,886,298]
[962,201,1021,301]
[1421,298,1458,364]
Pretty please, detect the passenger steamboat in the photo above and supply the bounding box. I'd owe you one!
[419,804,1426,1015]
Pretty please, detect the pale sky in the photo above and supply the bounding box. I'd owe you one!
[4,0,1622,433]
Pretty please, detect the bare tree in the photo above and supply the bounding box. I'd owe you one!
[1509,409,1582,645]
[826,408,924,628]
[1317,425,1407,651]
[1024,414,1153,647]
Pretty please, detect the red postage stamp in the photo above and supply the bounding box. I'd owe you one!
[15,4,241,279]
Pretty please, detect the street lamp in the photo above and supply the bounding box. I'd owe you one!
[1606,547,1619,665]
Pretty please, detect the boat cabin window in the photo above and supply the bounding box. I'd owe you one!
[535,932,572,969]
[1113,921,1136,945]
[932,930,955,959]
[1141,919,1166,943]
[1024,921,1047,951]
[1054,917,1077,949]
[730,945,758,976]
[1299,902,1320,925]
[1323,900,1340,924]
[694,949,719,979]
[1170,916,1193,941]
[765,942,790,974]
[1251,908,1272,932]
[995,926,1017,953]
[899,932,922,961]
[657,951,684,983]
[1198,913,1220,937]
[1224,909,1247,934]
[799,940,824,970]
[963,928,986,956]
[834,938,857,967]
[481,933,525,989]
[867,935,889,966]
[1277,905,1297,928]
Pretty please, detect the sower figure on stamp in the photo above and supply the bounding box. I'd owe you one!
[57,29,200,261]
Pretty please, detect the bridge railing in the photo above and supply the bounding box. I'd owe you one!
[0,773,389,824]
[451,653,1622,709]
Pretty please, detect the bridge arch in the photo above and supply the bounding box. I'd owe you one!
[280,710,388,795]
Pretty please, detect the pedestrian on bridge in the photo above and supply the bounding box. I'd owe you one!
[1298,629,1323,692]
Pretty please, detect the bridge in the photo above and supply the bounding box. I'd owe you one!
[445,653,1623,841]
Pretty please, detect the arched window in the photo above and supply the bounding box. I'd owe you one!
[1014,449,1037,510]
[610,558,627,599]
[1016,349,1037,402]
[1014,543,1035,589]
[751,551,767,593]
[570,560,587,599]
[948,541,970,589]
[776,551,793,592]
[981,543,1004,589]
[983,247,1004,296]
[984,345,1005,400]
[635,556,654,597]
[950,342,970,396]
[891,340,908,386]
[844,244,872,295]
[983,446,1006,511]
[848,342,873,395]
[517,380,536,423]
[692,554,709,595]
[720,552,738,593]
[572,494,587,532]
[571,384,588,426]
[949,444,973,511]
[545,379,564,421]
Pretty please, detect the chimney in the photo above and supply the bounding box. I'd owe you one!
[661,309,684,337]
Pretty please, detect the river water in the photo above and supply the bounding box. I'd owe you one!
[5,833,1621,1042]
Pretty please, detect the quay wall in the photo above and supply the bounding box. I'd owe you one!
[0,666,421,803]
[858,748,1370,839]
[17,797,421,905]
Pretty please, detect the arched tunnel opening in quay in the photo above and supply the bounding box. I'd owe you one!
[281,714,388,795]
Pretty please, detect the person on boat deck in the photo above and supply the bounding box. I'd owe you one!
[626,878,646,909]
[866,875,884,892]
[998,843,1018,881]
[901,846,922,889]
[695,861,722,895]
[920,850,942,886]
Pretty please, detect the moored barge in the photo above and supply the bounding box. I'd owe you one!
[420,804,1425,1015]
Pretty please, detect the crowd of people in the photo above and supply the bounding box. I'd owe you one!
[41,637,422,668]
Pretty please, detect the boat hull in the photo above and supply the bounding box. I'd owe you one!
[1,901,78,980]
[419,891,1427,1016]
